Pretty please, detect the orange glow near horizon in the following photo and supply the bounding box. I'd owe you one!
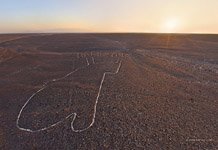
[0,0,218,33]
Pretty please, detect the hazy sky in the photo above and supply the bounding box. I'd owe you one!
[0,0,218,33]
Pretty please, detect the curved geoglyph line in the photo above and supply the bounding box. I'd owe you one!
[71,60,122,132]
[16,58,90,133]
[16,57,122,133]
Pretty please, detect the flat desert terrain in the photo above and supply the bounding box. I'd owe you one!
[0,33,217,149]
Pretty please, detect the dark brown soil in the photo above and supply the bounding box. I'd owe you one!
[0,33,217,150]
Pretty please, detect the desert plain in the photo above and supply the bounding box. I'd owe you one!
[0,33,217,149]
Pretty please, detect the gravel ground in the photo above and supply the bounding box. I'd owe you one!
[0,33,217,149]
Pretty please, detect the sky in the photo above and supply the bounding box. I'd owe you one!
[0,0,218,33]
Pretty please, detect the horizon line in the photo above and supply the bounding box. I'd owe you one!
[0,32,218,35]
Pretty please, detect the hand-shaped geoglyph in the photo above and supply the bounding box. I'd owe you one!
[16,55,122,133]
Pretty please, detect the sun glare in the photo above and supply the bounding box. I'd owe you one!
[163,19,180,33]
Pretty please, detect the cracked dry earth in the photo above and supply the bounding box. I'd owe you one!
[0,34,217,149]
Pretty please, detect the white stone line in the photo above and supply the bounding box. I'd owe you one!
[16,87,47,132]
[86,57,90,66]
[16,59,122,133]
[92,57,95,64]
[71,60,122,132]
[43,68,80,85]
[16,58,89,133]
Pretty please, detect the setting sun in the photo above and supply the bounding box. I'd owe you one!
[1,0,218,33]
[163,19,180,33]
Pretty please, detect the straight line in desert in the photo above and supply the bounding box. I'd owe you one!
[71,60,122,132]
[86,57,90,66]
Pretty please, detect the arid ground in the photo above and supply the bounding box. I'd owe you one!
[0,33,217,149]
